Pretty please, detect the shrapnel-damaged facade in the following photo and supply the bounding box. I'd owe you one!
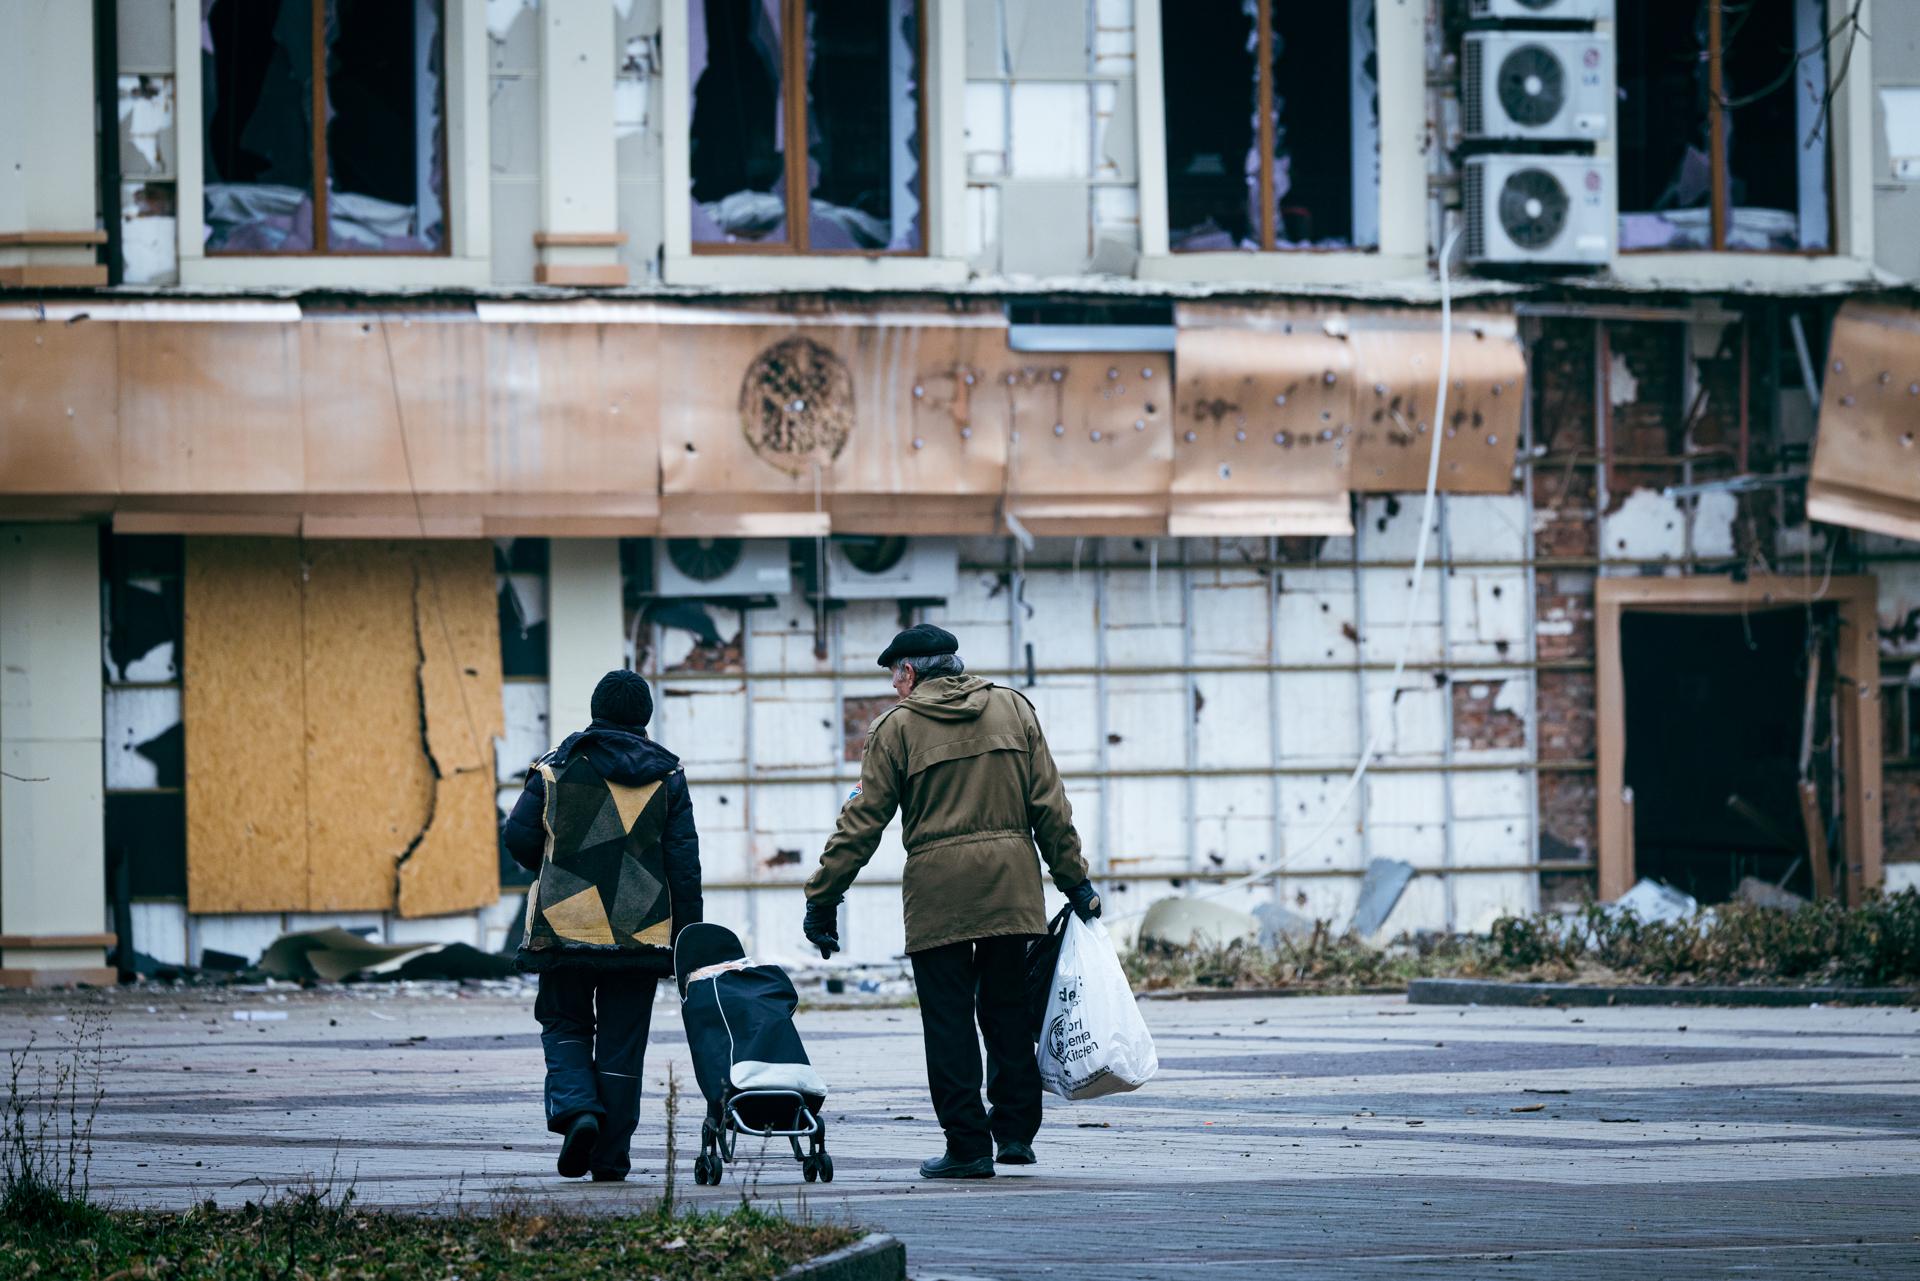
[2,0,1918,984]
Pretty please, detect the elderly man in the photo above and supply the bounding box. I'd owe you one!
[802,624,1102,1179]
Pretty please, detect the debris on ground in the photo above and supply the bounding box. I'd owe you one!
[1139,897,1259,950]
[1348,859,1417,940]
[1734,877,1808,913]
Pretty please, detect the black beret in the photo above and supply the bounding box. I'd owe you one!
[878,623,959,669]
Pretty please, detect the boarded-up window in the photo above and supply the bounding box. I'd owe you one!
[689,0,925,253]
[202,0,447,253]
[1161,0,1379,252]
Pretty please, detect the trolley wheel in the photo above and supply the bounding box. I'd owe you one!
[818,1153,834,1183]
[802,1156,819,1183]
[692,1155,708,1185]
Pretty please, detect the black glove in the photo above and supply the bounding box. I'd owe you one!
[1067,880,1102,922]
[803,900,841,959]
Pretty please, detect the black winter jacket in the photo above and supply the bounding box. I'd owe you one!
[503,720,702,973]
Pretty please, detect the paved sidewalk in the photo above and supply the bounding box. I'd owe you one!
[5,985,1917,1279]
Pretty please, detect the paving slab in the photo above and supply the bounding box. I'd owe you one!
[4,984,1918,1280]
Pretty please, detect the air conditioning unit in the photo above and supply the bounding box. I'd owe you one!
[1468,0,1611,19]
[652,538,792,597]
[1464,154,1613,266]
[1464,32,1611,141]
[823,537,959,601]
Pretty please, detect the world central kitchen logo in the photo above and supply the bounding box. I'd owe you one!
[1045,980,1100,1065]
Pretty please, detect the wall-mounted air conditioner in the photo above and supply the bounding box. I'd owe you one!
[653,538,792,597]
[824,537,959,601]
[1464,154,1613,266]
[1464,32,1611,141]
[1468,0,1611,20]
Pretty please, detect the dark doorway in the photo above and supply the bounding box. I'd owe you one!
[1620,607,1835,903]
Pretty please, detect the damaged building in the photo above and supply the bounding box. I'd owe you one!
[0,0,1917,984]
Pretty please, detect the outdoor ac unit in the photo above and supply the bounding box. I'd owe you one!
[1464,154,1613,266]
[652,538,792,597]
[1464,31,1611,141]
[1468,0,1611,19]
[823,537,959,601]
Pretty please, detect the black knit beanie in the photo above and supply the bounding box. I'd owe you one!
[590,669,654,728]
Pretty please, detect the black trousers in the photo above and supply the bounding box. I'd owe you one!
[534,970,658,1178]
[909,934,1042,1162]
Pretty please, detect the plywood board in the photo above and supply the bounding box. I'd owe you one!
[301,541,432,912]
[400,540,504,918]
[118,323,305,496]
[183,538,309,912]
[1806,301,1920,541]
[0,321,120,495]
[1348,315,1525,494]
[397,766,500,918]
[415,540,504,777]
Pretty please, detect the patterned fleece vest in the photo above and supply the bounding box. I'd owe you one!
[519,753,675,960]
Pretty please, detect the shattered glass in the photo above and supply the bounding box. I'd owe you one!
[804,0,922,251]
[690,0,789,246]
[1164,0,1377,253]
[202,0,446,254]
[325,0,447,252]
[1617,0,1830,253]
[203,0,315,251]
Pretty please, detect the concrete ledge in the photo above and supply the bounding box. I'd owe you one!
[776,1232,906,1281]
[1408,978,1920,1008]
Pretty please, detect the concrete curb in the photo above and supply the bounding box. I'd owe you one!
[1137,986,1405,1001]
[776,1232,907,1281]
[1408,978,1920,1008]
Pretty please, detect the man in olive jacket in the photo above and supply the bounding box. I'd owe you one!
[803,624,1102,1179]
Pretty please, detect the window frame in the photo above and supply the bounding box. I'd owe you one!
[1615,0,1835,259]
[175,0,491,287]
[199,0,452,259]
[662,0,967,287]
[1135,0,1427,285]
[1606,0,1877,285]
[688,0,931,259]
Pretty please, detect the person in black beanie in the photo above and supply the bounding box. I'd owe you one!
[501,669,701,1181]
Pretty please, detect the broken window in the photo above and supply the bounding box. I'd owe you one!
[1161,0,1379,252]
[689,0,924,253]
[1617,0,1831,253]
[202,0,446,254]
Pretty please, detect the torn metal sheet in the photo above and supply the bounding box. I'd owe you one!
[1348,314,1526,494]
[1807,302,1920,541]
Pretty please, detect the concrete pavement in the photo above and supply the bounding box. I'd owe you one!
[6,983,1917,1279]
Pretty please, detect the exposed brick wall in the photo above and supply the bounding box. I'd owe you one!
[1538,771,1597,865]
[843,694,896,763]
[1536,670,1595,760]
[1535,570,1595,663]
[1451,678,1525,751]
[1885,770,1920,865]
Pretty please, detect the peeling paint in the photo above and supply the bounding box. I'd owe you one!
[488,0,539,42]
[118,74,174,176]
[1603,488,1686,561]
[614,33,659,138]
[1607,350,1639,407]
[121,181,178,285]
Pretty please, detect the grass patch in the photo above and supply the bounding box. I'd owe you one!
[1125,889,1920,992]
[0,1192,861,1281]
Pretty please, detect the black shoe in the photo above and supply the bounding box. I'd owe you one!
[557,1114,600,1179]
[590,1170,626,1183]
[919,1152,995,1180]
[995,1141,1036,1165]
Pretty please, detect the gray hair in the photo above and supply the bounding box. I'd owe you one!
[895,653,965,682]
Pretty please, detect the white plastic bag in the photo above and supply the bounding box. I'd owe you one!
[1035,914,1158,1100]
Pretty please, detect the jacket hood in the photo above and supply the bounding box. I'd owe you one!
[900,675,995,722]
[552,719,681,784]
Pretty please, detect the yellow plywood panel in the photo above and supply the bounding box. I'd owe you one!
[397,766,501,918]
[415,540,504,777]
[183,538,309,912]
[0,321,120,494]
[118,323,305,495]
[1348,314,1525,494]
[302,541,433,912]
[1806,301,1920,542]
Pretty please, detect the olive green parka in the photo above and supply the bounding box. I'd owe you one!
[804,675,1089,953]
